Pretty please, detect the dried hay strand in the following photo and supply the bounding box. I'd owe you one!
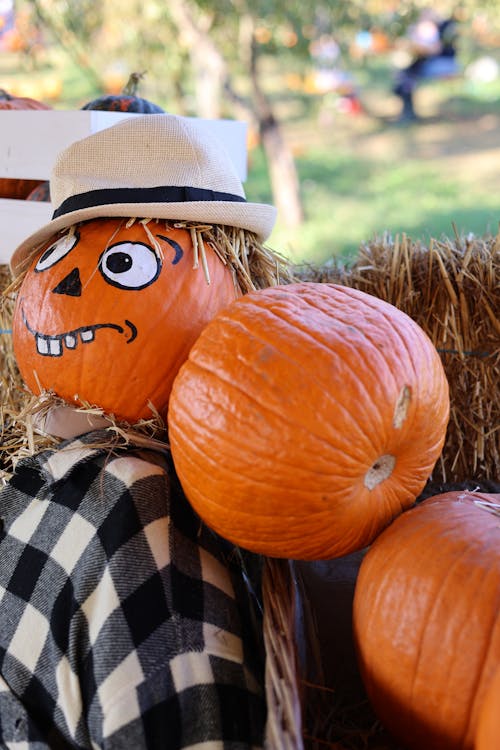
[10,218,295,296]
[296,231,500,483]
[0,263,36,481]
[262,558,304,750]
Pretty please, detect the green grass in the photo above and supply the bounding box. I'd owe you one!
[245,114,500,266]
[244,52,500,266]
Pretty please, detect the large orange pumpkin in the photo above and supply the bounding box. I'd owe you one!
[476,663,500,750]
[167,283,449,559]
[0,88,52,199]
[353,490,500,750]
[12,218,238,423]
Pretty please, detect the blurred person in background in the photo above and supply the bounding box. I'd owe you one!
[393,8,460,122]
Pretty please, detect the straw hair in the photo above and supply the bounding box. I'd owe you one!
[11,113,277,276]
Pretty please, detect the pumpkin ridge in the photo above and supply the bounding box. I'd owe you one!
[407,548,470,708]
[174,361,388,471]
[236,294,425,436]
[389,309,448,414]
[170,403,366,486]
[313,288,445,418]
[172,438,411,556]
[170,422,407,552]
[182,499,380,558]
[193,312,393,451]
[461,569,500,744]
[430,548,499,741]
[171,472,361,540]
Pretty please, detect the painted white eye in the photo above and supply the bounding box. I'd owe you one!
[99,242,161,289]
[35,232,79,271]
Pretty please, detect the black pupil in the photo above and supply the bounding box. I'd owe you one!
[40,245,56,263]
[107,252,132,273]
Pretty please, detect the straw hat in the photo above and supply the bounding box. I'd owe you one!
[11,113,277,275]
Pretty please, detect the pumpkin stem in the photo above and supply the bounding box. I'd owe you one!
[364,454,396,490]
[122,72,146,96]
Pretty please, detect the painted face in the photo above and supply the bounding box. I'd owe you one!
[13,217,238,423]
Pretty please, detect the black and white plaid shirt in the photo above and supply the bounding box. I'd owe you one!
[0,431,266,749]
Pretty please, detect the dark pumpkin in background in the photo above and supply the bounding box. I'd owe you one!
[25,74,165,204]
[81,72,165,114]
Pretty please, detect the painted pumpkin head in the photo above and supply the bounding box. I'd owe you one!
[12,217,238,423]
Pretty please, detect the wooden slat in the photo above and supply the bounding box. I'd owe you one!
[0,111,247,180]
[0,200,52,264]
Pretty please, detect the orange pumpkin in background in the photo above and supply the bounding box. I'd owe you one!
[12,218,238,424]
[353,490,500,750]
[168,282,450,560]
[0,88,52,199]
[476,663,500,750]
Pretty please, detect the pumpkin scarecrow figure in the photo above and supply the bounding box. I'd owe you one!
[0,114,290,748]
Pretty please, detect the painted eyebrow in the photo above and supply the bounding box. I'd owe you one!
[156,234,184,265]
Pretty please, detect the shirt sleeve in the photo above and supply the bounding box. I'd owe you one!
[83,451,266,750]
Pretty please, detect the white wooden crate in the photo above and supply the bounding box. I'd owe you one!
[0,111,248,264]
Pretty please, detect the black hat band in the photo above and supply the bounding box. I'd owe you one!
[52,185,247,220]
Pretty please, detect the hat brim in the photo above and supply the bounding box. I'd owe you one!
[11,200,277,276]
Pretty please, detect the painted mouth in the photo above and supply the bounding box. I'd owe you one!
[22,308,137,357]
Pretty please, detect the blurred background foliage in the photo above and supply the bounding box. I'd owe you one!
[1,0,500,263]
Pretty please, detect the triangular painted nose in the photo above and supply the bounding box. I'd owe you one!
[52,267,82,297]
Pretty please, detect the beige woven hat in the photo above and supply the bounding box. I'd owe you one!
[11,113,277,275]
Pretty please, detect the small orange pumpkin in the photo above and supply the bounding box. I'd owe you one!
[476,663,500,750]
[168,282,449,559]
[353,490,500,750]
[12,218,238,423]
[0,88,52,200]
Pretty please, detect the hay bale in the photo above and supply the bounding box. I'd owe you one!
[0,264,37,480]
[0,264,21,416]
[296,232,500,484]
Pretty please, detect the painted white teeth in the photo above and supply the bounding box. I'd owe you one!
[49,338,62,356]
[36,335,49,355]
[35,328,95,356]
[80,329,94,343]
[36,335,63,356]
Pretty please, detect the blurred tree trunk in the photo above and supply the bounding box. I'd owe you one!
[189,12,224,119]
[239,13,304,228]
[168,2,224,119]
[168,0,304,228]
